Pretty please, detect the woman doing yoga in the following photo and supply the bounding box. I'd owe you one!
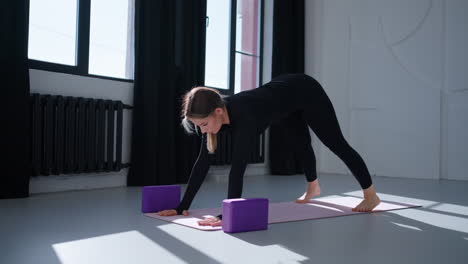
[157,73,381,227]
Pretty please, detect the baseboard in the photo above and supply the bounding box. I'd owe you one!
[29,169,128,194]
[29,163,270,194]
[207,163,269,182]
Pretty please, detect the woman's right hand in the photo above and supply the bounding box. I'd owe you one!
[157,209,188,216]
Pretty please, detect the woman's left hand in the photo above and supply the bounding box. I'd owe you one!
[197,217,222,227]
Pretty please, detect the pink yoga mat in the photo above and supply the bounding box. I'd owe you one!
[144,196,421,231]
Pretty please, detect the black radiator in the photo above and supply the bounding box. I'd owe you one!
[212,131,265,165]
[30,94,132,176]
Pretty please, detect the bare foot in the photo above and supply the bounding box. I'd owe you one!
[352,185,381,212]
[352,196,380,212]
[295,179,321,203]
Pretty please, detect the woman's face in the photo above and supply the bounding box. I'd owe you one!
[190,108,224,134]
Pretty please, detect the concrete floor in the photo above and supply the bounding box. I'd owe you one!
[1,173,468,264]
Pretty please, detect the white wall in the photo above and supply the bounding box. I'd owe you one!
[305,0,468,180]
[29,69,133,193]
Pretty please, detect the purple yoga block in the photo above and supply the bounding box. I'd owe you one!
[141,185,180,213]
[222,198,269,233]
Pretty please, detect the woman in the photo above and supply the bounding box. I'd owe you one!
[157,73,381,227]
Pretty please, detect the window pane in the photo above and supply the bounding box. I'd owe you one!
[205,0,231,89]
[28,0,78,65]
[235,0,260,93]
[89,0,134,79]
[236,0,259,56]
[235,53,259,93]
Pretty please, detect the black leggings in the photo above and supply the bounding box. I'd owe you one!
[283,76,373,190]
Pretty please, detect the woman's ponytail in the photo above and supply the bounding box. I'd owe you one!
[207,133,217,154]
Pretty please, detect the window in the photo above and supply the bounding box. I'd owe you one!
[88,0,133,79]
[28,0,134,82]
[205,0,231,89]
[28,0,78,66]
[205,0,263,95]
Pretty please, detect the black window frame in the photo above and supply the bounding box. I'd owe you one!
[204,0,264,96]
[28,0,134,83]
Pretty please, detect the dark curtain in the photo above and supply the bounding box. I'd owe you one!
[269,0,305,175]
[0,1,31,198]
[128,0,207,186]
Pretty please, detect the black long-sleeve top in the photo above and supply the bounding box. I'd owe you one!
[174,73,319,215]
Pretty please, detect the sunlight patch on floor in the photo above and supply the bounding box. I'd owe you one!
[343,191,468,233]
[156,224,309,264]
[52,231,184,264]
[390,221,423,231]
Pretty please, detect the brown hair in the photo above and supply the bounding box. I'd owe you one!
[180,87,225,153]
